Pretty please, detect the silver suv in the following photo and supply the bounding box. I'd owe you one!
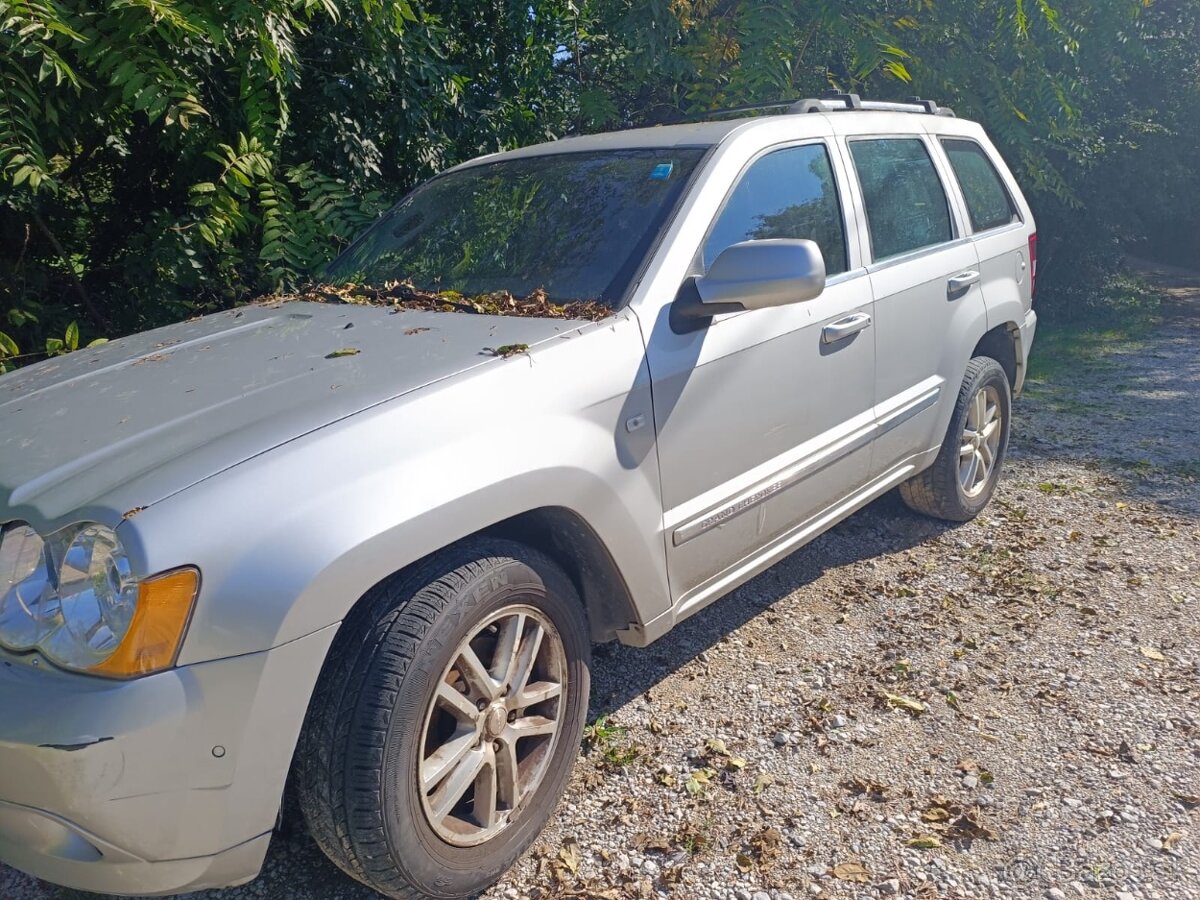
[0,94,1036,899]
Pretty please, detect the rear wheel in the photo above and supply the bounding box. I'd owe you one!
[899,356,1012,521]
[295,538,590,899]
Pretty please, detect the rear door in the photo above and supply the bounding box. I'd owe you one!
[835,126,985,476]
[937,135,1031,325]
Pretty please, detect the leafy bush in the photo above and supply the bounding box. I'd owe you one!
[2,0,1197,368]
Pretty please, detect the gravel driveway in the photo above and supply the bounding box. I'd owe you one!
[4,278,1198,900]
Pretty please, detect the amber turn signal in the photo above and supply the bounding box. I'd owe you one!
[89,567,200,678]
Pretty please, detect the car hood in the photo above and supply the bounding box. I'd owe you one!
[0,302,583,530]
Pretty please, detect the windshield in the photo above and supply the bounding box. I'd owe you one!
[327,148,707,307]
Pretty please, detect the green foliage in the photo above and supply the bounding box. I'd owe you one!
[2,0,1197,362]
[1,0,577,362]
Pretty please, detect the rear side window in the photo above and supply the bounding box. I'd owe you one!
[849,138,953,261]
[941,138,1020,233]
[704,144,848,276]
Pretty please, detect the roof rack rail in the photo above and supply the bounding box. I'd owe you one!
[689,92,956,124]
[704,99,808,119]
[791,91,955,117]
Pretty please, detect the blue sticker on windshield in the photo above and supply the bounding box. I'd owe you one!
[650,162,674,181]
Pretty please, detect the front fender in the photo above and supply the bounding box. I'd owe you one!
[117,315,669,666]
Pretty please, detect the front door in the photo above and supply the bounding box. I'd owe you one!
[643,141,875,614]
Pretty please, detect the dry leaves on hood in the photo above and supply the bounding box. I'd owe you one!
[259,281,614,322]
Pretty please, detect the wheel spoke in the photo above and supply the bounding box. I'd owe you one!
[959,441,975,461]
[435,680,480,723]
[960,453,979,492]
[456,644,497,700]
[428,746,486,820]
[979,439,994,471]
[473,751,499,829]
[507,715,557,741]
[507,621,545,699]
[984,401,998,428]
[494,737,521,808]
[515,679,562,708]
[422,729,478,793]
[490,613,525,687]
[973,450,986,488]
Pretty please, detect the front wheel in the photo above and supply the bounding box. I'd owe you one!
[295,538,591,899]
[899,356,1012,522]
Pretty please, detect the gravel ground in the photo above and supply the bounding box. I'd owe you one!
[4,278,1198,900]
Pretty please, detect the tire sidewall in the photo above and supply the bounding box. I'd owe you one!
[947,358,1012,517]
[374,552,590,898]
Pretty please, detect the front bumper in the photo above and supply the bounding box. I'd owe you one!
[0,623,337,896]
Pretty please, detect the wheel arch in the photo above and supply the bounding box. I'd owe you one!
[972,322,1020,391]
[327,504,643,646]
[486,507,641,644]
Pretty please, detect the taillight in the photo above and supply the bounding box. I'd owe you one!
[1028,232,1038,299]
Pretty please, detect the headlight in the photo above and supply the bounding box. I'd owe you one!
[41,524,138,670]
[0,524,53,650]
[0,521,198,678]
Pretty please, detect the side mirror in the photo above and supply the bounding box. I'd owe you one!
[671,239,827,333]
[697,239,827,310]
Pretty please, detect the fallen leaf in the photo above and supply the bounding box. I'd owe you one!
[1162,831,1184,850]
[907,834,943,849]
[749,827,782,871]
[884,692,926,715]
[557,839,581,874]
[685,769,713,796]
[948,811,998,841]
[403,327,430,335]
[1172,792,1200,809]
[843,776,889,801]
[735,852,754,873]
[753,773,774,795]
[1140,646,1168,661]
[482,343,530,358]
[632,833,671,853]
[325,347,360,358]
[705,738,730,756]
[831,861,870,882]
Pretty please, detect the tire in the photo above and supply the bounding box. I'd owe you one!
[899,356,1012,522]
[295,537,591,900]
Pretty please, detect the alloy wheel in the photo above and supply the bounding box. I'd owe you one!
[418,605,566,847]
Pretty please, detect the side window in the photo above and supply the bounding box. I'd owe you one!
[941,138,1020,233]
[849,138,953,261]
[703,144,848,276]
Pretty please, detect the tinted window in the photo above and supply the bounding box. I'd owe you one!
[942,138,1020,232]
[704,144,847,276]
[849,138,953,261]
[327,148,706,306]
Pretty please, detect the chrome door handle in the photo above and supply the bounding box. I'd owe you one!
[948,270,981,296]
[821,312,872,344]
